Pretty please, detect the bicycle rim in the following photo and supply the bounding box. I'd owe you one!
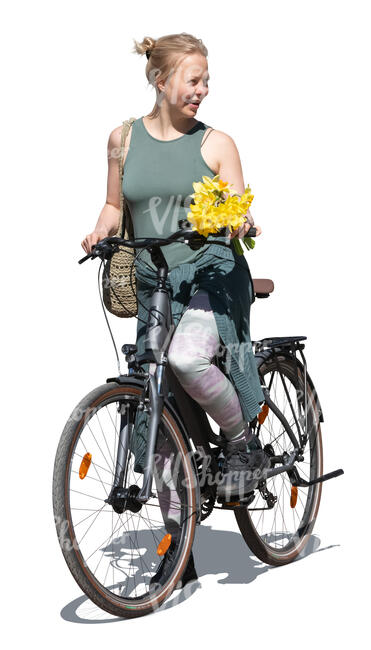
[235,356,323,565]
[53,383,197,617]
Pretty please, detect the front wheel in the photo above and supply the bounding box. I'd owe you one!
[52,381,197,618]
[235,355,323,566]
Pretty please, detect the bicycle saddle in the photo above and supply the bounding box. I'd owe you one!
[252,279,274,298]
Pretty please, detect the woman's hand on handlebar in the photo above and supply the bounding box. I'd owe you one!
[228,208,262,239]
[81,227,110,255]
[228,222,262,239]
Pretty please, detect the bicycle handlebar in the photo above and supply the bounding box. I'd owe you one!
[78,219,257,264]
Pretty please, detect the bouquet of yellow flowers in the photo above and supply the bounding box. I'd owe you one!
[186,174,256,255]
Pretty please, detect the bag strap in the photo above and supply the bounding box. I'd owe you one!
[201,126,214,148]
[118,117,136,238]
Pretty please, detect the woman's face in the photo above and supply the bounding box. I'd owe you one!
[156,52,210,116]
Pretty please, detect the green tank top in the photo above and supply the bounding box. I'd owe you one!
[122,116,218,271]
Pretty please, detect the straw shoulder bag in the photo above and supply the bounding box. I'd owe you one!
[102,117,138,318]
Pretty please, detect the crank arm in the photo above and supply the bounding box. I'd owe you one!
[290,467,344,487]
[265,451,297,479]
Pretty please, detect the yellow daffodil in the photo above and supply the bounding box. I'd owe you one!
[187,175,256,253]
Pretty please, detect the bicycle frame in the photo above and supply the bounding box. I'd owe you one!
[103,243,343,516]
[105,243,219,523]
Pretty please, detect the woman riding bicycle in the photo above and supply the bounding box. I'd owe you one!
[81,32,271,587]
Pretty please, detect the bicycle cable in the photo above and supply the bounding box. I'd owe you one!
[97,239,173,375]
[97,234,256,374]
[98,258,122,376]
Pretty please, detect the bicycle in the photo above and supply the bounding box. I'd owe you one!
[52,220,344,618]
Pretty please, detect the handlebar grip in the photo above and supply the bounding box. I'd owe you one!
[78,253,92,264]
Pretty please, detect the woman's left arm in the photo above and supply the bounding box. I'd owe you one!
[215,132,262,239]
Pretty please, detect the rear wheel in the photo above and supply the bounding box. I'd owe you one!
[235,356,323,566]
[53,382,197,618]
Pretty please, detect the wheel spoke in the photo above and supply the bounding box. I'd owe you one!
[57,390,195,606]
[242,358,322,557]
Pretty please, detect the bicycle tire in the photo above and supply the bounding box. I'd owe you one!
[52,381,197,618]
[235,356,323,566]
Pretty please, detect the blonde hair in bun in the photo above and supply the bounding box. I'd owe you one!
[132,36,157,58]
[132,32,208,118]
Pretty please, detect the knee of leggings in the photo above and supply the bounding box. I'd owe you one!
[167,345,210,378]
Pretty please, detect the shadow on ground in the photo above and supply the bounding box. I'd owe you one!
[60,524,339,623]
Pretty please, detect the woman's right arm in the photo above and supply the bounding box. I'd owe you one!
[81,126,123,254]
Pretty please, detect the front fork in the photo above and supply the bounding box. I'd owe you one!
[104,352,170,509]
[107,248,174,506]
[137,362,167,502]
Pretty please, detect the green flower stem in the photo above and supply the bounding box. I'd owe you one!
[243,236,255,251]
[231,237,244,255]
[231,236,255,255]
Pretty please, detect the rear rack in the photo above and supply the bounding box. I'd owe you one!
[253,335,324,451]
[253,335,307,352]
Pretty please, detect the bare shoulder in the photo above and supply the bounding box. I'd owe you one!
[201,127,240,175]
[208,128,238,150]
[108,125,122,150]
[107,123,134,166]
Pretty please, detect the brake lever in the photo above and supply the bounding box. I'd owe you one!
[78,238,120,264]
[178,219,228,250]
[98,240,120,259]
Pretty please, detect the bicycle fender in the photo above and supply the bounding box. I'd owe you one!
[106,374,203,524]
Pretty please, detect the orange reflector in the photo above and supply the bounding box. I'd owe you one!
[290,486,298,508]
[225,501,240,507]
[157,533,172,556]
[258,403,269,425]
[79,453,92,479]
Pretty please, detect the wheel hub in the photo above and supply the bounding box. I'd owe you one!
[105,484,143,514]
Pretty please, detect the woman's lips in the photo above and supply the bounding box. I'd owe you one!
[188,102,199,109]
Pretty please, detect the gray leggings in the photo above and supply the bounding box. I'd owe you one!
[155,289,247,533]
[167,289,246,438]
[156,289,247,532]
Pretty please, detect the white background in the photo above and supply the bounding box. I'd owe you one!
[2,0,368,645]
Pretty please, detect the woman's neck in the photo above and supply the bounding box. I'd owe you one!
[143,112,198,139]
